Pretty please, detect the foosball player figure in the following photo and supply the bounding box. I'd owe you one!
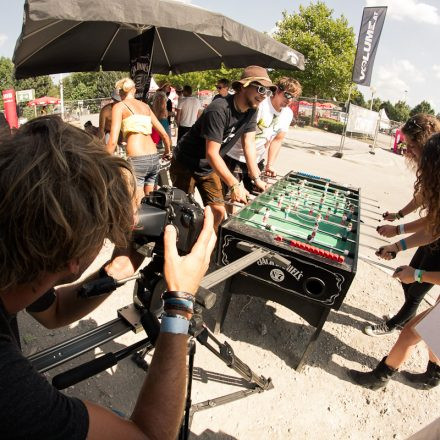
[262,207,270,224]
[284,205,291,219]
[341,213,348,225]
[325,207,331,220]
[277,194,284,208]
[341,222,353,241]
[307,224,319,242]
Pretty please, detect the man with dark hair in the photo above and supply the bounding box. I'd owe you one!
[0,116,216,439]
[226,76,302,190]
[176,85,202,141]
[170,66,273,228]
[213,78,230,100]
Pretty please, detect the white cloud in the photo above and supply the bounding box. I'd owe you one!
[366,0,440,25]
[0,34,7,47]
[432,65,440,79]
[370,59,425,103]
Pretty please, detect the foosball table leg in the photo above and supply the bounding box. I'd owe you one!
[295,308,331,372]
[214,278,233,334]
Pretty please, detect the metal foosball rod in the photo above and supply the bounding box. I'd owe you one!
[285,176,363,204]
[286,177,381,210]
[256,198,355,231]
[254,205,355,244]
[243,217,352,258]
[265,187,359,220]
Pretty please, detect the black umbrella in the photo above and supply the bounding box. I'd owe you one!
[13,0,304,79]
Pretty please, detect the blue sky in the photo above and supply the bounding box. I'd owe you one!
[1,0,439,111]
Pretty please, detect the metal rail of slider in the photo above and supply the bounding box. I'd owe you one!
[28,244,289,374]
[243,217,351,258]
[255,198,353,231]
[266,187,359,219]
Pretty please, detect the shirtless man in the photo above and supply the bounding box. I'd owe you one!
[98,90,121,142]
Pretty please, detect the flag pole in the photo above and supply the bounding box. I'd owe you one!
[334,83,353,158]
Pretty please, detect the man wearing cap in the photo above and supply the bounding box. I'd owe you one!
[170,65,275,228]
[225,76,302,191]
[98,89,122,143]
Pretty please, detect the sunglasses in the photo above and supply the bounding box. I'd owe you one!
[283,91,295,100]
[249,83,273,97]
[404,118,423,132]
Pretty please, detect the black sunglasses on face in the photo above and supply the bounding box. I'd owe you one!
[216,85,223,90]
[404,118,423,132]
[249,83,273,97]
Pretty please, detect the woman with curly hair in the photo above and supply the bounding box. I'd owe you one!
[363,114,440,337]
[350,132,440,390]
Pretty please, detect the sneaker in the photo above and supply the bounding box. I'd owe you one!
[363,322,396,337]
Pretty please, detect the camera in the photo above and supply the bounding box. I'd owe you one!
[133,186,204,255]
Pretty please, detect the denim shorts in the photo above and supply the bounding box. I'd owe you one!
[128,154,160,187]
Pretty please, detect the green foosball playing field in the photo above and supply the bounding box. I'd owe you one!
[234,173,360,264]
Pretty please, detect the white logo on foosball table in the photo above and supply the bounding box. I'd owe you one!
[270,268,285,283]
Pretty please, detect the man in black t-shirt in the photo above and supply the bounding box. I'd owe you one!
[170,65,275,228]
[0,116,216,439]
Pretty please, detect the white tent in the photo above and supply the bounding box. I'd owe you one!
[149,77,159,92]
[378,108,391,130]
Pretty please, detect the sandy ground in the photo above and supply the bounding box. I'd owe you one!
[19,126,440,439]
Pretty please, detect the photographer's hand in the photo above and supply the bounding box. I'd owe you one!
[163,206,217,294]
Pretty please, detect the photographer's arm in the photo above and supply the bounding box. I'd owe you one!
[29,269,113,329]
[85,207,217,440]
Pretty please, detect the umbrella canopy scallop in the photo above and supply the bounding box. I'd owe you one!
[27,96,61,106]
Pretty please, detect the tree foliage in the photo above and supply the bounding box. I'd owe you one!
[154,65,242,91]
[410,100,435,117]
[273,1,356,99]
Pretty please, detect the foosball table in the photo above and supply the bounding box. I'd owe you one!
[215,171,361,370]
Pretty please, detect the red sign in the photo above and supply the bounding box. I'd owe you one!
[2,89,18,129]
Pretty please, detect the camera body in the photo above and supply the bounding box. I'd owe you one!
[133,186,204,255]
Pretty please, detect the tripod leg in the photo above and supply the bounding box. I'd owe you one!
[214,277,233,334]
[179,339,196,440]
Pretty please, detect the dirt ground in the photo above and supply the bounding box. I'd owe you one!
[19,126,440,439]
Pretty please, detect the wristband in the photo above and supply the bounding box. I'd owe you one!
[230,183,240,193]
[160,315,190,335]
[163,303,194,314]
[162,291,195,303]
[163,298,194,309]
[399,239,407,251]
[398,224,405,235]
[414,269,424,283]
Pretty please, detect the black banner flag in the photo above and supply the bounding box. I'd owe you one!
[352,7,387,87]
[129,28,155,101]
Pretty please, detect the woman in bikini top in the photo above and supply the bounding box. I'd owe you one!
[106,77,172,202]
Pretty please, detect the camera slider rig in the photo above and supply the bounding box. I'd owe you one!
[28,242,289,436]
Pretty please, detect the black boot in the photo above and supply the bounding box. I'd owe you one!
[402,361,440,390]
[348,357,397,390]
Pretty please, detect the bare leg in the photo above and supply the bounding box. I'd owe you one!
[385,308,432,369]
[135,187,145,206]
[144,184,155,196]
[210,203,226,231]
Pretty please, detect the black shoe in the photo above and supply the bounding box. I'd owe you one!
[363,322,396,337]
[402,361,440,390]
[348,357,397,390]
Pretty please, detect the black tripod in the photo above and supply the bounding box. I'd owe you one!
[30,242,288,438]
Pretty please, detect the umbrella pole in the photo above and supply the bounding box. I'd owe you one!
[59,74,65,120]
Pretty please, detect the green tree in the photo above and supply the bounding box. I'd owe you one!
[379,100,397,120]
[0,57,15,92]
[410,100,435,117]
[366,97,382,112]
[273,1,356,99]
[351,89,367,108]
[393,100,410,122]
[154,65,242,92]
